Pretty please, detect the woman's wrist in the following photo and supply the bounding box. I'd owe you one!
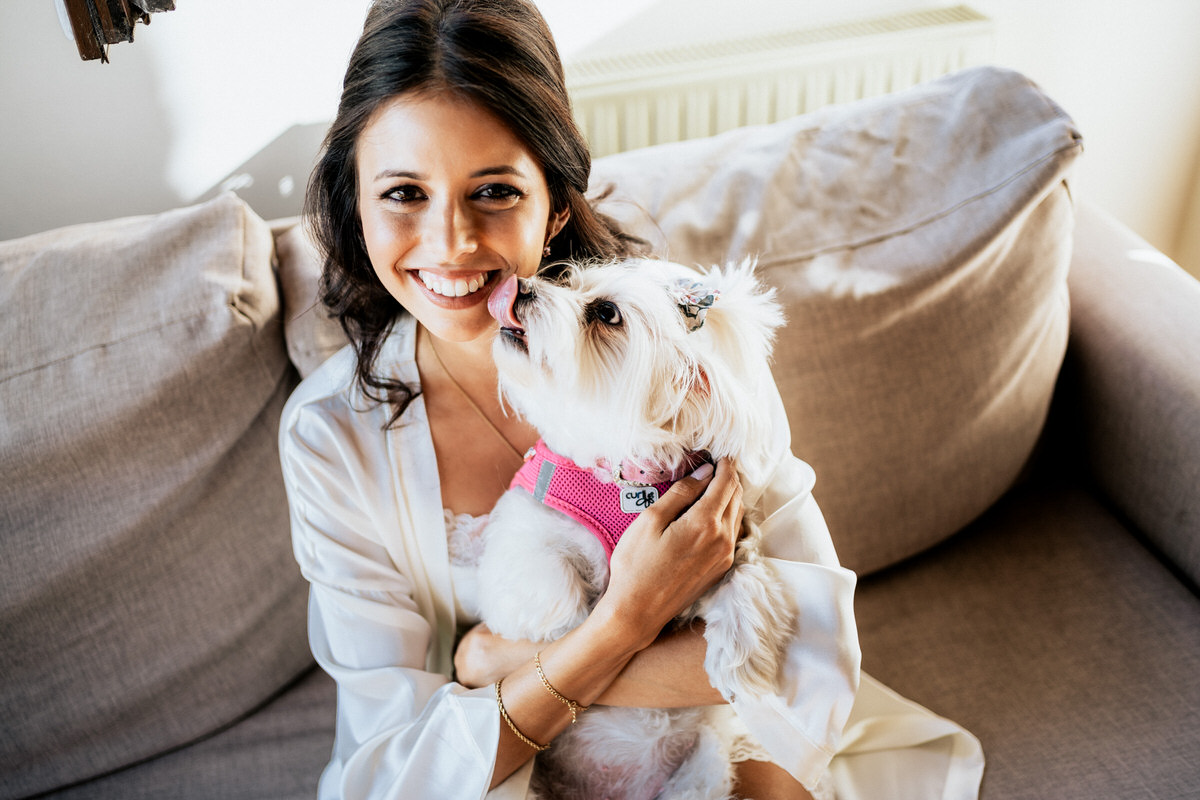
[586,590,665,656]
[487,618,643,788]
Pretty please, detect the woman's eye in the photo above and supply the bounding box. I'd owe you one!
[383,185,425,204]
[475,184,524,204]
[588,300,622,326]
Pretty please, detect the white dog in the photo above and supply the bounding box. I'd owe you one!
[478,257,796,800]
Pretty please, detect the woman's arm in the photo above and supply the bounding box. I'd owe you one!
[456,620,723,708]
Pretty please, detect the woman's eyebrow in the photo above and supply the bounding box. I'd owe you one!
[471,165,527,179]
[372,165,528,181]
[374,169,423,181]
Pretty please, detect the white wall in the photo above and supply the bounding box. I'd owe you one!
[969,0,1200,276]
[3,0,1198,276]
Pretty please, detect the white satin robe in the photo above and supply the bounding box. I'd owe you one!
[279,314,983,799]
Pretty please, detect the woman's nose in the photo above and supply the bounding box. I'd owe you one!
[425,199,478,263]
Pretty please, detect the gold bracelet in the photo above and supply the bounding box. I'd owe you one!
[534,651,589,724]
[495,678,550,752]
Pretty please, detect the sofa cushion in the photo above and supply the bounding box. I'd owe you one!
[274,219,348,378]
[0,193,310,797]
[591,66,1083,574]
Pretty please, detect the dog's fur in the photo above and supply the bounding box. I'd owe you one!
[477,258,796,800]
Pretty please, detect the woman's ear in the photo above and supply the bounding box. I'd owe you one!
[547,207,570,242]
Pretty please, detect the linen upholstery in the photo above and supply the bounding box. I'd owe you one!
[0,193,310,798]
[589,65,1084,574]
[4,62,1196,800]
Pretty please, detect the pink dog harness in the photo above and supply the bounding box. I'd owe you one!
[510,440,708,560]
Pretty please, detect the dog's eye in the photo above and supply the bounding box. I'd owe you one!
[588,300,622,327]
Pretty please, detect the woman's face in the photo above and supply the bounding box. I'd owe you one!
[355,92,568,344]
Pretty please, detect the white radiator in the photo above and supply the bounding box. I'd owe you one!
[565,4,995,157]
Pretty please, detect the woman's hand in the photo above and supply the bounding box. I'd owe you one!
[600,458,744,650]
[455,623,538,689]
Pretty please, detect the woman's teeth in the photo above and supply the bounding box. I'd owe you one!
[418,271,488,298]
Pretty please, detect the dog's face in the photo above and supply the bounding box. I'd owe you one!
[488,258,784,472]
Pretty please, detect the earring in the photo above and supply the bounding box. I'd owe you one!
[543,244,552,257]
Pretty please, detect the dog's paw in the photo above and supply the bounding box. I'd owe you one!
[699,556,796,700]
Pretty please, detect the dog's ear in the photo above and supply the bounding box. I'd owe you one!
[673,260,785,460]
[690,259,785,374]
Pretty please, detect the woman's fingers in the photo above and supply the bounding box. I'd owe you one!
[639,461,715,525]
[664,458,741,565]
[454,623,540,688]
[605,459,744,639]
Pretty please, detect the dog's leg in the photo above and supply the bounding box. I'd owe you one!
[477,491,608,642]
[694,523,797,701]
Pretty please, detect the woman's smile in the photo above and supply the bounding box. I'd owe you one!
[411,269,499,303]
[416,269,492,297]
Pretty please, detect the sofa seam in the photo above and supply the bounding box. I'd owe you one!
[0,310,215,385]
[226,198,289,389]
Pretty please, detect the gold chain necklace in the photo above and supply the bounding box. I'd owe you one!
[425,331,524,460]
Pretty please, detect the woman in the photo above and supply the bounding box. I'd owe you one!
[280,1,980,798]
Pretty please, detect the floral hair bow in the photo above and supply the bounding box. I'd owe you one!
[668,279,720,332]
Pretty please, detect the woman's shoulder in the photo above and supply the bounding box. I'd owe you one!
[281,316,419,433]
[281,344,361,432]
[280,321,422,468]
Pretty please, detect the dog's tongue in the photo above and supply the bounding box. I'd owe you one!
[488,275,523,331]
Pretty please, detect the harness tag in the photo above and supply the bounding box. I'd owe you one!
[619,485,660,514]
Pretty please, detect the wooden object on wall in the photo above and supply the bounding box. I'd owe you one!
[59,0,175,62]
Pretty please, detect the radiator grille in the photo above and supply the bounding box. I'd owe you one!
[565,5,995,157]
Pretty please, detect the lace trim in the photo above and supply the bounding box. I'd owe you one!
[728,731,832,800]
[445,509,488,566]
[728,732,772,764]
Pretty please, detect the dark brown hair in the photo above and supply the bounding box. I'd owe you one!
[305,0,637,424]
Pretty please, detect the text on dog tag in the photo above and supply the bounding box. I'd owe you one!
[619,485,660,514]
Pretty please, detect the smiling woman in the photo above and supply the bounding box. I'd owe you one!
[283,2,865,799]
[285,2,851,798]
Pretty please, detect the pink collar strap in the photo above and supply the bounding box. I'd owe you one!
[510,440,706,560]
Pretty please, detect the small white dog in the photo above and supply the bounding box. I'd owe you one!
[479,257,796,800]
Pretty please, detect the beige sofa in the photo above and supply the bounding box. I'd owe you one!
[2,66,1197,799]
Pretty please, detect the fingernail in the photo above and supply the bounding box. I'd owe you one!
[690,462,714,480]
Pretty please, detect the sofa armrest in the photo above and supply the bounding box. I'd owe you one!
[1067,200,1200,587]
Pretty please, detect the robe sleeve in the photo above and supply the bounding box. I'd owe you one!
[279,370,504,800]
